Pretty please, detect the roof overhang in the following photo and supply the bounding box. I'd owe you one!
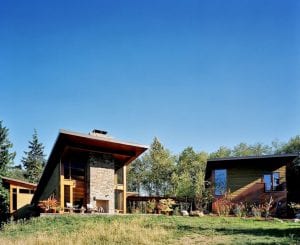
[32,129,148,204]
[1,176,37,189]
[207,153,299,169]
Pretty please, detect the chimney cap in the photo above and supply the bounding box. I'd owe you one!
[90,129,108,135]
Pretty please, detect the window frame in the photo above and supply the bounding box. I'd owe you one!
[213,169,227,196]
[263,172,280,192]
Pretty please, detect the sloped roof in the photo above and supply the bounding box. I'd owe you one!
[32,129,148,203]
[207,153,298,168]
[1,176,37,189]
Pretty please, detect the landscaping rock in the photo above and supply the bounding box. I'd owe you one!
[293,218,300,223]
[181,210,189,216]
[190,210,204,217]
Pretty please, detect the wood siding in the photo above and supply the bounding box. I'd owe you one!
[227,165,286,201]
[9,185,35,213]
[208,160,288,214]
[39,163,60,201]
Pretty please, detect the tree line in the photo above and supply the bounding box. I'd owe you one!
[0,121,46,221]
[0,119,299,217]
[128,135,300,209]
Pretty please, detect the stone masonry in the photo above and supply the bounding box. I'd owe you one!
[87,153,115,213]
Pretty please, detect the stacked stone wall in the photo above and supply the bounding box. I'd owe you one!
[87,153,115,213]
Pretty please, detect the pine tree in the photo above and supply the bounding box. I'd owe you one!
[0,121,15,223]
[0,121,16,175]
[22,129,46,183]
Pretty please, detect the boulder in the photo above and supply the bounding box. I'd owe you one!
[181,210,189,216]
[190,210,204,217]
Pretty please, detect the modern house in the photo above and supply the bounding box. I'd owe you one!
[206,154,299,214]
[31,129,148,214]
[1,176,36,214]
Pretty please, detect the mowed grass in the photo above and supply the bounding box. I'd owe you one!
[0,215,300,245]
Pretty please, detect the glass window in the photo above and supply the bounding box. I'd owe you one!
[115,167,124,185]
[12,188,17,211]
[263,174,272,191]
[214,169,227,195]
[263,172,280,192]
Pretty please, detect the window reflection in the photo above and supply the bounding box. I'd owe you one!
[214,169,227,195]
[263,172,280,191]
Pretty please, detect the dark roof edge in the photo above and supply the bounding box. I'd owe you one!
[208,153,299,162]
[59,129,149,149]
[1,176,37,187]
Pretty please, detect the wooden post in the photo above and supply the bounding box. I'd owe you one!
[123,165,127,213]
[60,159,64,209]
[60,175,64,209]
[9,184,12,213]
[70,184,73,206]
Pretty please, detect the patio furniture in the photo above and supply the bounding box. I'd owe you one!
[87,203,97,213]
[65,202,74,213]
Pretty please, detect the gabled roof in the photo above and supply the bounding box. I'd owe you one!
[1,176,37,189]
[32,129,148,203]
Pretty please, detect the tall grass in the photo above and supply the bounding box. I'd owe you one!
[0,215,299,244]
[0,215,169,245]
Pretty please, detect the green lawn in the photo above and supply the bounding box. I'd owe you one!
[0,215,299,244]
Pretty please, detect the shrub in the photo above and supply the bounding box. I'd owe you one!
[233,202,247,217]
[251,204,263,218]
[262,196,273,218]
[159,199,176,215]
[146,199,156,214]
[214,192,233,216]
[288,202,300,215]
[38,196,58,213]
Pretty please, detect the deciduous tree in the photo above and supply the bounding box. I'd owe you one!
[142,137,175,196]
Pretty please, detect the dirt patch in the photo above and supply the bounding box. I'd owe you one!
[176,234,231,245]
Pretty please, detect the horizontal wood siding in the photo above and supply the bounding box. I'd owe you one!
[228,165,286,201]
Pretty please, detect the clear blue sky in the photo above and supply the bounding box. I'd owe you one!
[1,0,299,164]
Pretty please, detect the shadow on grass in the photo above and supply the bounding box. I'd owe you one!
[215,227,300,238]
[171,224,300,240]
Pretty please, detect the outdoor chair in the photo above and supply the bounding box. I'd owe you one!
[87,203,97,213]
[65,202,74,213]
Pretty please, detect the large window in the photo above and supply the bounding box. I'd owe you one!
[214,169,227,195]
[263,172,280,192]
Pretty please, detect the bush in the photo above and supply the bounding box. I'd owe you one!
[0,185,9,225]
[214,192,233,216]
[233,202,247,217]
[158,199,175,215]
[38,196,58,213]
[251,204,263,218]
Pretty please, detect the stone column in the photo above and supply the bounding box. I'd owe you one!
[87,153,115,213]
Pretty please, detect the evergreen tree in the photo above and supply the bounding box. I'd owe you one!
[0,121,16,175]
[0,121,15,223]
[22,129,46,183]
